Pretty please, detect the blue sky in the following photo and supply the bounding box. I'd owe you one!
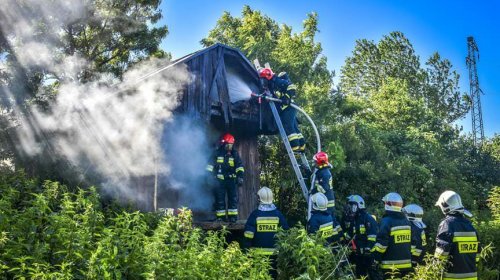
[159,0,499,137]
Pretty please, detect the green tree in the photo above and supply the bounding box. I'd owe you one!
[335,31,500,241]
[202,9,500,227]
[0,0,170,178]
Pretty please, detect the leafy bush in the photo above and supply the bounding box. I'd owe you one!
[275,226,354,279]
[475,186,500,279]
[0,171,270,279]
[2,172,498,280]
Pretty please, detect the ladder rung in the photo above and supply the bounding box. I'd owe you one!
[268,101,309,200]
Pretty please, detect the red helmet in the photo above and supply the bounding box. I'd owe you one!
[258,68,274,80]
[220,133,235,144]
[313,151,328,165]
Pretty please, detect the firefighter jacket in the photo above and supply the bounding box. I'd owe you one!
[371,211,412,272]
[206,147,244,181]
[244,204,289,255]
[270,75,297,110]
[410,222,427,265]
[312,165,335,209]
[308,210,343,244]
[341,209,378,255]
[434,213,480,280]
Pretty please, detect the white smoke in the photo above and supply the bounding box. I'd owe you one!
[161,116,214,211]
[0,0,212,208]
[15,61,189,206]
[227,69,252,103]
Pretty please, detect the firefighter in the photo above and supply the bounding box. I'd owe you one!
[311,151,335,214]
[244,187,289,278]
[434,190,481,280]
[402,204,427,266]
[258,68,305,153]
[308,193,343,245]
[341,194,379,279]
[371,192,412,279]
[206,133,244,223]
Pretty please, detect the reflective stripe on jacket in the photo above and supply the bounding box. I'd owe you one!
[271,76,296,110]
[308,210,343,244]
[206,147,244,180]
[434,213,480,280]
[371,211,412,271]
[244,207,289,252]
[341,210,378,254]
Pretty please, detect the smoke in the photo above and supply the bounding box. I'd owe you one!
[161,116,214,211]
[14,61,189,206]
[0,0,215,209]
[227,68,252,103]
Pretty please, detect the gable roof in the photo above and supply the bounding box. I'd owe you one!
[165,43,276,135]
[171,43,257,75]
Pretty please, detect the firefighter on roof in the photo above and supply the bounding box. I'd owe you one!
[258,68,305,153]
[206,133,244,223]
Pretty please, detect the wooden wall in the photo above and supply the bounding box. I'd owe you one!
[235,135,259,219]
[134,45,269,220]
[178,45,262,220]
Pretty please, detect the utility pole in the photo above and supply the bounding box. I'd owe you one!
[466,36,485,147]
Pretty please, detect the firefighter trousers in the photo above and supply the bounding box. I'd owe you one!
[214,179,238,218]
[280,107,305,152]
[353,254,380,279]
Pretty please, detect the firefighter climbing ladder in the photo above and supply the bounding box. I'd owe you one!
[268,100,310,200]
[253,60,321,203]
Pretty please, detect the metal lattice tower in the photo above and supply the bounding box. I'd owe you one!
[466,36,485,147]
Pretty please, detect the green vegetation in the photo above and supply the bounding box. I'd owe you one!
[202,5,500,279]
[0,171,271,279]
[1,172,499,279]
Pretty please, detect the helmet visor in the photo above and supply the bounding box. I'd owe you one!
[348,202,358,214]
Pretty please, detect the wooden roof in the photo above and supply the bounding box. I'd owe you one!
[169,43,276,135]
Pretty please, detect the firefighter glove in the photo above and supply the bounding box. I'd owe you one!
[237,177,244,186]
[280,96,291,106]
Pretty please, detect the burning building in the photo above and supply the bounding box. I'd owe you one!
[144,43,278,221]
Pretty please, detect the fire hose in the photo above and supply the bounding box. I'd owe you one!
[251,92,321,153]
[252,92,322,221]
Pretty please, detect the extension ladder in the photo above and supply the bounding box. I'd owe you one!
[267,100,311,200]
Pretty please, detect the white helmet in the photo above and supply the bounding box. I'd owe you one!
[311,193,328,211]
[382,192,403,212]
[402,204,426,228]
[347,195,366,209]
[435,190,465,215]
[257,187,273,204]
